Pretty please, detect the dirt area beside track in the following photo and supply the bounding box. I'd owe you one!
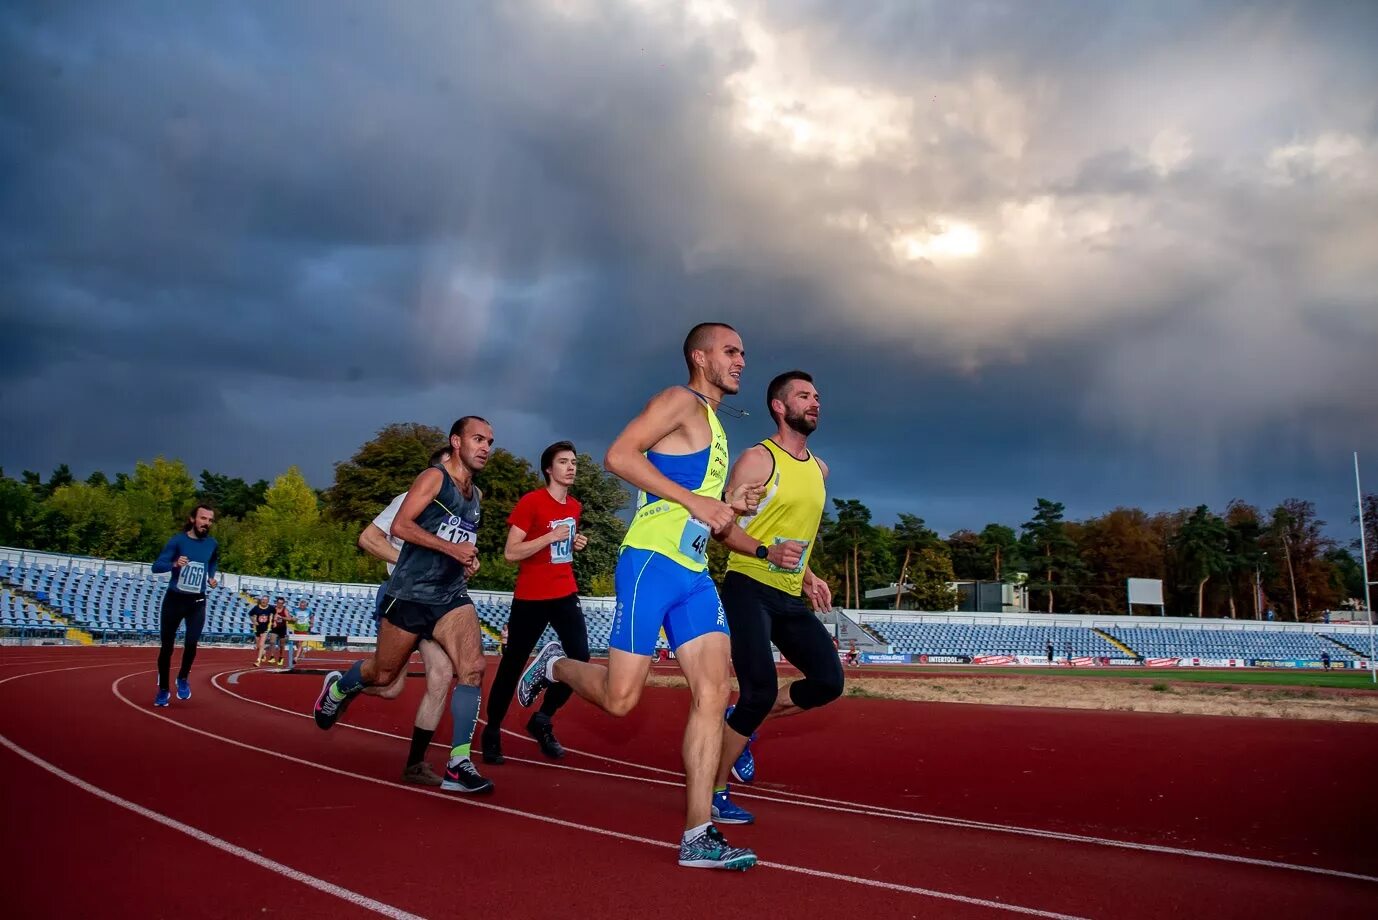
[645,673,1378,723]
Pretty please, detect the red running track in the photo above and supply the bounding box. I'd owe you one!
[3,647,1376,919]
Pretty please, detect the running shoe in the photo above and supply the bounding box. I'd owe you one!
[712,788,755,825]
[313,670,354,730]
[678,825,756,870]
[175,677,191,701]
[154,688,171,708]
[724,705,758,784]
[527,713,566,759]
[441,758,494,794]
[401,762,443,786]
[517,640,565,707]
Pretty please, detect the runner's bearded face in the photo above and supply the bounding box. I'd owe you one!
[454,422,494,473]
[781,381,820,436]
[191,508,214,536]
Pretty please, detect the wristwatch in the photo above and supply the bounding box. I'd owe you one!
[754,544,769,559]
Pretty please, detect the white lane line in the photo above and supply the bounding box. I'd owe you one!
[212,669,1378,886]
[126,670,1088,920]
[0,668,423,920]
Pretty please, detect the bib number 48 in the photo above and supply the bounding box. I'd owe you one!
[679,517,711,565]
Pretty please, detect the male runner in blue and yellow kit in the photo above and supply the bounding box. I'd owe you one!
[519,322,765,870]
[709,370,843,824]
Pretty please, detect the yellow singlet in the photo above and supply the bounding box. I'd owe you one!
[725,439,826,596]
[620,395,729,572]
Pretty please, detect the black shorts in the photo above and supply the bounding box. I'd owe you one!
[271,625,288,638]
[380,593,473,640]
[255,624,269,636]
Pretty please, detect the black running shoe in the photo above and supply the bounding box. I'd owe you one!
[441,757,494,794]
[481,728,505,765]
[527,713,566,759]
[313,670,355,730]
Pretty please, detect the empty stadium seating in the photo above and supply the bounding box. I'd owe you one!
[0,553,1365,663]
[1102,626,1362,662]
[868,622,1118,658]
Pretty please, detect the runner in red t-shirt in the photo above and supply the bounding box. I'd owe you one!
[482,440,590,763]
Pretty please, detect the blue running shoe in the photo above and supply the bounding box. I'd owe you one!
[724,705,758,784]
[712,788,755,825]
[176,677,191,701]
[518,640,565,708]
[731,744,756,784]
[678,824,756,870]
[154,688,171,708]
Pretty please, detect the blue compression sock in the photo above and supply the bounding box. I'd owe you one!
[330,660,366,700]
[448,683,481,762]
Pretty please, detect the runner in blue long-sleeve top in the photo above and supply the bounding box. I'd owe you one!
[150,504,220,707]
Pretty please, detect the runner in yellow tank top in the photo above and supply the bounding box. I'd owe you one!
[709,370,843,825]
[516,322,766,871]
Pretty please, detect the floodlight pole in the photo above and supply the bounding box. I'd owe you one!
[1355,452,1374,684]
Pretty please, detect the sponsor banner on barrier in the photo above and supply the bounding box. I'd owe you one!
[1108,657,1144,667]
[1145,658,1180,668]
[1251,659,1324,669]
[918,654,972,664]
[973,655,1018,665]
[861,653,912,665]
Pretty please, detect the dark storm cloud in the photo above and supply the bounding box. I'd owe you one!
[1,0,1375,537]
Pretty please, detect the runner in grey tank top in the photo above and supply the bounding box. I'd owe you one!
[313,416,498,796]
[388,464,481,607]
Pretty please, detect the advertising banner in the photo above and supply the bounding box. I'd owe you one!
[861,653,912,665]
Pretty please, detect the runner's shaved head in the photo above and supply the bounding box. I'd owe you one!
[683,322,737,373]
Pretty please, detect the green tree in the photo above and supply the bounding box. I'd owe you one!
[1324,547,1364,607]
[1170,505,1230,617]
[0,470,38,546]
[1223,501,1266,619]
[826,498,875,609]
[198,470,269,518]
[904,546,959,610]
[467,449,542,590]
[571,452,629,593]
[122,457,199,557]
[978,523,1019,582]
[1265,499,1339,621]
[227,467,365,581]
[893,513,940,608]
[324,423,448,523]
[45,482,143,558]
[1021,499,1079,613]
[946,529,984,580]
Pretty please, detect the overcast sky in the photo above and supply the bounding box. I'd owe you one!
[2,1,1375,538]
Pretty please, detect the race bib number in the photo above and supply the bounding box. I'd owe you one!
[436,515,478,545]
[767,537,810,574]
[548,517,575,564]
[176,561,206,592]
[679,517,711,565]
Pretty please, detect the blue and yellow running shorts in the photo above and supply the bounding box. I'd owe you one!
[609,547,728,656]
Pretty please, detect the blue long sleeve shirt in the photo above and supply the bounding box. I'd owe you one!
[152,531,220,595]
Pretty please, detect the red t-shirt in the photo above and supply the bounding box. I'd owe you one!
[509,488,582,601]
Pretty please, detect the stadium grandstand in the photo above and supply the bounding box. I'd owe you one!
[1,547,1372,668]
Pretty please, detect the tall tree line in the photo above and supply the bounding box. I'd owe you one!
[0,431,1370,618]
